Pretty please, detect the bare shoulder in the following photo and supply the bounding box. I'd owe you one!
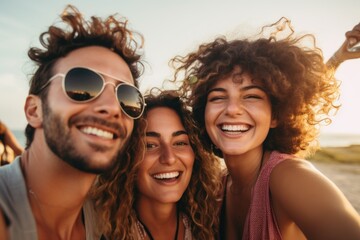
[269,157,351,209]
[270,157,360,239]
[271,156,315,175]
[269,158,329,213]
[269,157,328,198]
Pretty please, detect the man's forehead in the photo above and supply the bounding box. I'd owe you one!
[53,46,134,84]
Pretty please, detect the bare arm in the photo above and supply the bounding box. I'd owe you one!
[0,210,8,240]
[327,22,360,70]
[270,159,360,240]
[3,128,23,157]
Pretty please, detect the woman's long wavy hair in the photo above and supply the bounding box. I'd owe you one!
[91,116,145,239]
[92,89,222,239]
[172,17,340,158]
[25,4,144,148]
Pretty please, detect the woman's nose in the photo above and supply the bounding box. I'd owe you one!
[159,144,177,165]
[225,99,244,116]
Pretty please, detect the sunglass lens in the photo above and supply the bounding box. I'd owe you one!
[117,85,144,118]
[64,68,103,101]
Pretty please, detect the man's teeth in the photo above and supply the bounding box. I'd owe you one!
[153,172,180,180]
[221,124,249,132]
[81,126,113,139]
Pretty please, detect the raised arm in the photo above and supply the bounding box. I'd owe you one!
[3,127,23,157]
[327,22,360,70]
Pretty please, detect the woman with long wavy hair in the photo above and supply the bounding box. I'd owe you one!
[93,90,222,239]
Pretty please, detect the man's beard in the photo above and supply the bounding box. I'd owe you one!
[42,101,128,174]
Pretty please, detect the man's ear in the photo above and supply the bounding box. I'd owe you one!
[24,95,43,128]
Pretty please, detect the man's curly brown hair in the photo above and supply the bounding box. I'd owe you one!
[172,17,340,158]
[92,89,223,239]
[25,5,144,148]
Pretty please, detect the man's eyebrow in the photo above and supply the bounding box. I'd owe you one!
[145,130,188,138]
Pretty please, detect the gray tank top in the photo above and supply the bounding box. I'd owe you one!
[0,156,101,239]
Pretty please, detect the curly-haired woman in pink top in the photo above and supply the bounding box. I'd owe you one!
[173,18,360,240]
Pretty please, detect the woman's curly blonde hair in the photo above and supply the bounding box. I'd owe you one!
[172,17,340,158]
[92,89,222,239]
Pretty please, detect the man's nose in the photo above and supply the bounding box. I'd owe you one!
[92,83,122,119]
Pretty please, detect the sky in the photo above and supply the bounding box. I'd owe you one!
[0,0,360,135]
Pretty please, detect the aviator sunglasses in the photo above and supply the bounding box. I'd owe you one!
[39,67,146,119]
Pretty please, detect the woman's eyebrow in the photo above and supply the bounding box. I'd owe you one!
[208,87,226,94]
[208,85,264,93]
[173,130,188,137]
[146,132,160,137]
[241,85,265,92]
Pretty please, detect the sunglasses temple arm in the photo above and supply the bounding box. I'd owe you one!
[36,74,64,94]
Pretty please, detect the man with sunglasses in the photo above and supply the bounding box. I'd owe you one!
[0,5,145,240]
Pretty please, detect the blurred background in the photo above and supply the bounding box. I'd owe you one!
[1,0,359,147]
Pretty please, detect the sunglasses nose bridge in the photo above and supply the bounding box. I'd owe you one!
[99,81,121,103]
[101,81,118,96]
[103,81,117,89]
[92,81,124,118]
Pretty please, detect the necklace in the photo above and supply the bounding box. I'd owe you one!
[28,188,86,239]
[28,187,55,234]
[136,209,180,240]
[23,151,54,233]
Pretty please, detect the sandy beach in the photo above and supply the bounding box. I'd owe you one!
[311,161,360,214]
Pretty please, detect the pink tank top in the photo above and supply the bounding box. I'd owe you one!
[219,151,291,240]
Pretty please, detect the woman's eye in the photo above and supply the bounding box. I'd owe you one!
[244,94,262,99]
[174,141,189,146]
[146,143,158,149]
[208,95,226,102]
